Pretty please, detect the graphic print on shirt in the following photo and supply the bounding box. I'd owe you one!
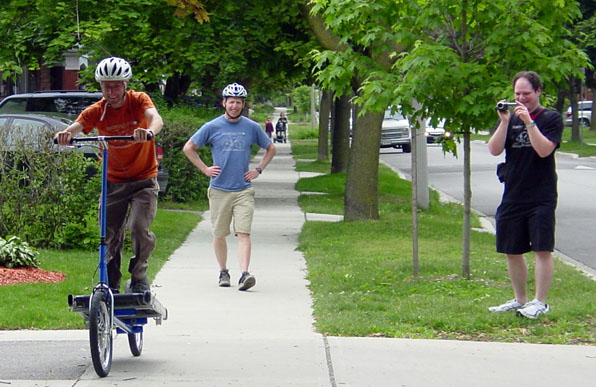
[222,132,247,152]
[511,125,531,149]
[105,120,139,149]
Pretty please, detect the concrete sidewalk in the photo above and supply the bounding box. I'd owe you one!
[1,141,595,387]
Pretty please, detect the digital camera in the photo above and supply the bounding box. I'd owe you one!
[496,101,517,112]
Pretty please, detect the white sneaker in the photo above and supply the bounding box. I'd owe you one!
[517,299,550,319]
[488,299,524,313]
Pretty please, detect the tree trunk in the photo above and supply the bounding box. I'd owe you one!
[462,129,472,279]
[331,95,350,174]
[344,106,382,220]
[318,91,332,161]
[554,88,567,114]
[300,1,392,221]
[164,73,191,105]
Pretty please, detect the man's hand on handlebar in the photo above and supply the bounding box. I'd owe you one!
[133,128,154,143]
[55,130,73,145]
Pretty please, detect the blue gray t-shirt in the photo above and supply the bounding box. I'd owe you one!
[190,115,271,192]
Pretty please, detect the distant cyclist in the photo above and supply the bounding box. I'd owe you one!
[55,56,164,294]
[183,83,276,291]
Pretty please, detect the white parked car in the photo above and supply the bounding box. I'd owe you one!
[425,118,447,144]
[564,100,592,127]
[381,109,411,153]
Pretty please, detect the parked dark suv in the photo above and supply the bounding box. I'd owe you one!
[0,91,169,194]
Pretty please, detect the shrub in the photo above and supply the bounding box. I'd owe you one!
[0,133,101,249]
[0,235,41,268]
[292,127,318,140]
[158,105,216,202]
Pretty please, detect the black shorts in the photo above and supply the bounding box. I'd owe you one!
[495,201,556,254]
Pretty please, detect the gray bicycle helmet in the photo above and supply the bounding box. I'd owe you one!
[222,83,248,98]
[95,57,132,82]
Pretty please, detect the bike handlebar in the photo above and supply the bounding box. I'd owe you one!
[53,133,153,145]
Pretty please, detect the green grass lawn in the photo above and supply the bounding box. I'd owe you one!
[0,209,201,329]
[559,126,596,157]
[293,139,596,345]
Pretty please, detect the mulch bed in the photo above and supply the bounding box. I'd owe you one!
[0,266,66,286]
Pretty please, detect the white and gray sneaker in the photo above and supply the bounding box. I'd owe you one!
[219,269,231,287]
[238,271,256,291]
[488,299,524,313]
[516,299,550,319]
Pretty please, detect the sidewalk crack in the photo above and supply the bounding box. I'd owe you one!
[323,335,337,387]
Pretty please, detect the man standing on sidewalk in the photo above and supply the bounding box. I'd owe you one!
[487,71,563,319]
[183,83,276,291]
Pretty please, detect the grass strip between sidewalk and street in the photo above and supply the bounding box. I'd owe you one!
[292,137,596,345]
[0,209,201,330]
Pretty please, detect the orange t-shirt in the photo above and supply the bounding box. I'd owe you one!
[76,90,158,183]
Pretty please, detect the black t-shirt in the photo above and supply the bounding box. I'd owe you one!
[277,117,288,130]
[501,107,563,204]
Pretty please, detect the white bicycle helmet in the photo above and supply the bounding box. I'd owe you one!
[222,83,247,98]
[95,57,132,82]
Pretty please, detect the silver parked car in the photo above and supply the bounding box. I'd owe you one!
[0,113,169,194]
[0,113,74,151]
[0,91,104,120]
[564,100,592,127]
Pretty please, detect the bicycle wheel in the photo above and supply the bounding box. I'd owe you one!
[128,331,143,356]
[89,292,113,377]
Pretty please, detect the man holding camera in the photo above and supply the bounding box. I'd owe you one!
[487,71,563,319]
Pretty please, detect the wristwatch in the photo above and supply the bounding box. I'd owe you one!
[256,167,263,174]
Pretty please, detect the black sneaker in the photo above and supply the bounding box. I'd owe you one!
[219,269,231,287]
[127,277,150,293]
[238,271,256,291]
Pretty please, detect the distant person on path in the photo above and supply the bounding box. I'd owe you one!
[276,111,288,132]
[265,117,274,138]
[183,83,276,291]
[55,56,163,294]
[275,112,288,143]
[487,71,563,319]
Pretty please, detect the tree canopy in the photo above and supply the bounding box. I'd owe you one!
[0,0,315,101]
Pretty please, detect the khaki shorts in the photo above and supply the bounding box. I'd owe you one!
[208,187,255,238]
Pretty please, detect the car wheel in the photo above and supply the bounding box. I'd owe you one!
[402,144,412,153]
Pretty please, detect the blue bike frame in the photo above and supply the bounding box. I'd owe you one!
[98,139,109,286]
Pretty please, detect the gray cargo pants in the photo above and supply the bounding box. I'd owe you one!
[103,177,158,291]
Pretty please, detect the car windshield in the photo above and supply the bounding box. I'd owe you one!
[0,98,27,113]
[28,97,99,116]
[384,110,406,120]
